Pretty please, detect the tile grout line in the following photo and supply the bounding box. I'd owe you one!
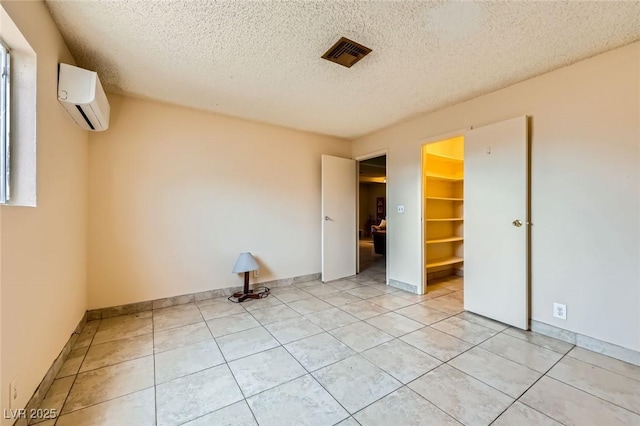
[273,290,398,420]
[562,352,640,383]
[538,372,640,417]
[209,301,263,425]
[151,308,157,426]
[482,348,571,425]
[49,319,102,425]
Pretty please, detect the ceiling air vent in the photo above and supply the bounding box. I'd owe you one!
[321,37,372,68]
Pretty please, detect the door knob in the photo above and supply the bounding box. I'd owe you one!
[512,219,523,227]
[325,216,331,221]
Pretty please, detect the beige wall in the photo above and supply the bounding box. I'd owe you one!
[0,1,88,420]
[352,42,640,352]
[88,95,350,309]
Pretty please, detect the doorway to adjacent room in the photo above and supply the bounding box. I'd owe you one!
[357,155,387,277]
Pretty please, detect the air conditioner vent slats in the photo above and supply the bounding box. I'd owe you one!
[322,37,372,68]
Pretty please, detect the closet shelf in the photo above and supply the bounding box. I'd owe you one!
[424,152,463,163]
[425,218,464,222]
[425,196,463,201]
[424,173,463,182]
[426,256,464,269]
[426,237,464,244]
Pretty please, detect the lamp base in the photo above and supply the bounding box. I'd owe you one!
[230,271,270,302]
[232,290,262,302]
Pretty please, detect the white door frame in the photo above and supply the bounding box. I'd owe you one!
[419,128,471,294]
[355,149,389,285]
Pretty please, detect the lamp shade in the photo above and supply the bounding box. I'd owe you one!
[232,252,259,273]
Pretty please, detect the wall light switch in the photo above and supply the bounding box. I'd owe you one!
[397,205,405,214]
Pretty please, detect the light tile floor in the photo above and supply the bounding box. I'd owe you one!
[33,265,640,425]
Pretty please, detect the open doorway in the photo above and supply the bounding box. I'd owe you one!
[422,136,464,302]
[358,155,387,276]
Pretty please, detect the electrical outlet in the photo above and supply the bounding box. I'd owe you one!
[553,303,567,320]
[9,378,18,409]
[253,270,259,278]
[397,205,405,214]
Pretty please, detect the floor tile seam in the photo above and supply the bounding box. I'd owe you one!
[210,323,264,339]
[439,337,526,398]
[392,383,476,426]
[91,330,154,347]
[201,308,234,367]
[476,333,573,374]
[153,302,230,386]
[328,381,404,418]
[407,365,515,426]
[78,351,155,376]
[243,302,285,313]
[154,319,206,334]
[57,384,156,418]
[55,351,87,381]
[288,305,337,316]
[268,340,359,420]
[444,343,545,399]
[443,347,570,423]
[521,374,640,423]
[265,320,327,345]
[362,315,427,338]
[214,314,291,364]
[42,349,88,424]
[155,357,231,386]
[333,301,391,319]
[153,335,216,355]
[390,309,454,326]
[429,324,500,348]
[231,367,308,402]
[541,371,640,416]
[317,298,365,309]
[252,309,306,326]
[562,353,640,384]
[172,398,251,426]
[361,351,442,386]
[499,328,576,355]
[151,308,158,424]
[85,325,156,346]
[195,316,255,425]
[234,321,310,378]
[280,338,358,374]
[335,333,393,355]
[273,294,316,304]
[397,332,467,362]
[80,322,106,346]
[367,300,421,311]
[504,400,569,426]
[303,369,357,419]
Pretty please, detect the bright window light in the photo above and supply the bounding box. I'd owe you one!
[0,39,9,203]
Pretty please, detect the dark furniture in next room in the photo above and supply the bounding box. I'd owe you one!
[373,230,386,256]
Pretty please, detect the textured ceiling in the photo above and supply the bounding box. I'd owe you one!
[45,1,640,139]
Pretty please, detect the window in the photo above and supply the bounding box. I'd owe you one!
[0,39,9,203]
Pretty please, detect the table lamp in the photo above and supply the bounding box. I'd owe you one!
[232,252,260,302]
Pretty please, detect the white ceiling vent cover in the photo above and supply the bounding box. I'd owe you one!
[57,63,110,131]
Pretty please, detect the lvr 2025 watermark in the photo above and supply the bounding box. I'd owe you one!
[3,408,58,420]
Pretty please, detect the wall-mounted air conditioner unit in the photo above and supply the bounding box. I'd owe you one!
[57,63,110,131]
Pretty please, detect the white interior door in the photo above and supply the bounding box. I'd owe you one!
[321,155,356,282]
[464,116,529,329]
